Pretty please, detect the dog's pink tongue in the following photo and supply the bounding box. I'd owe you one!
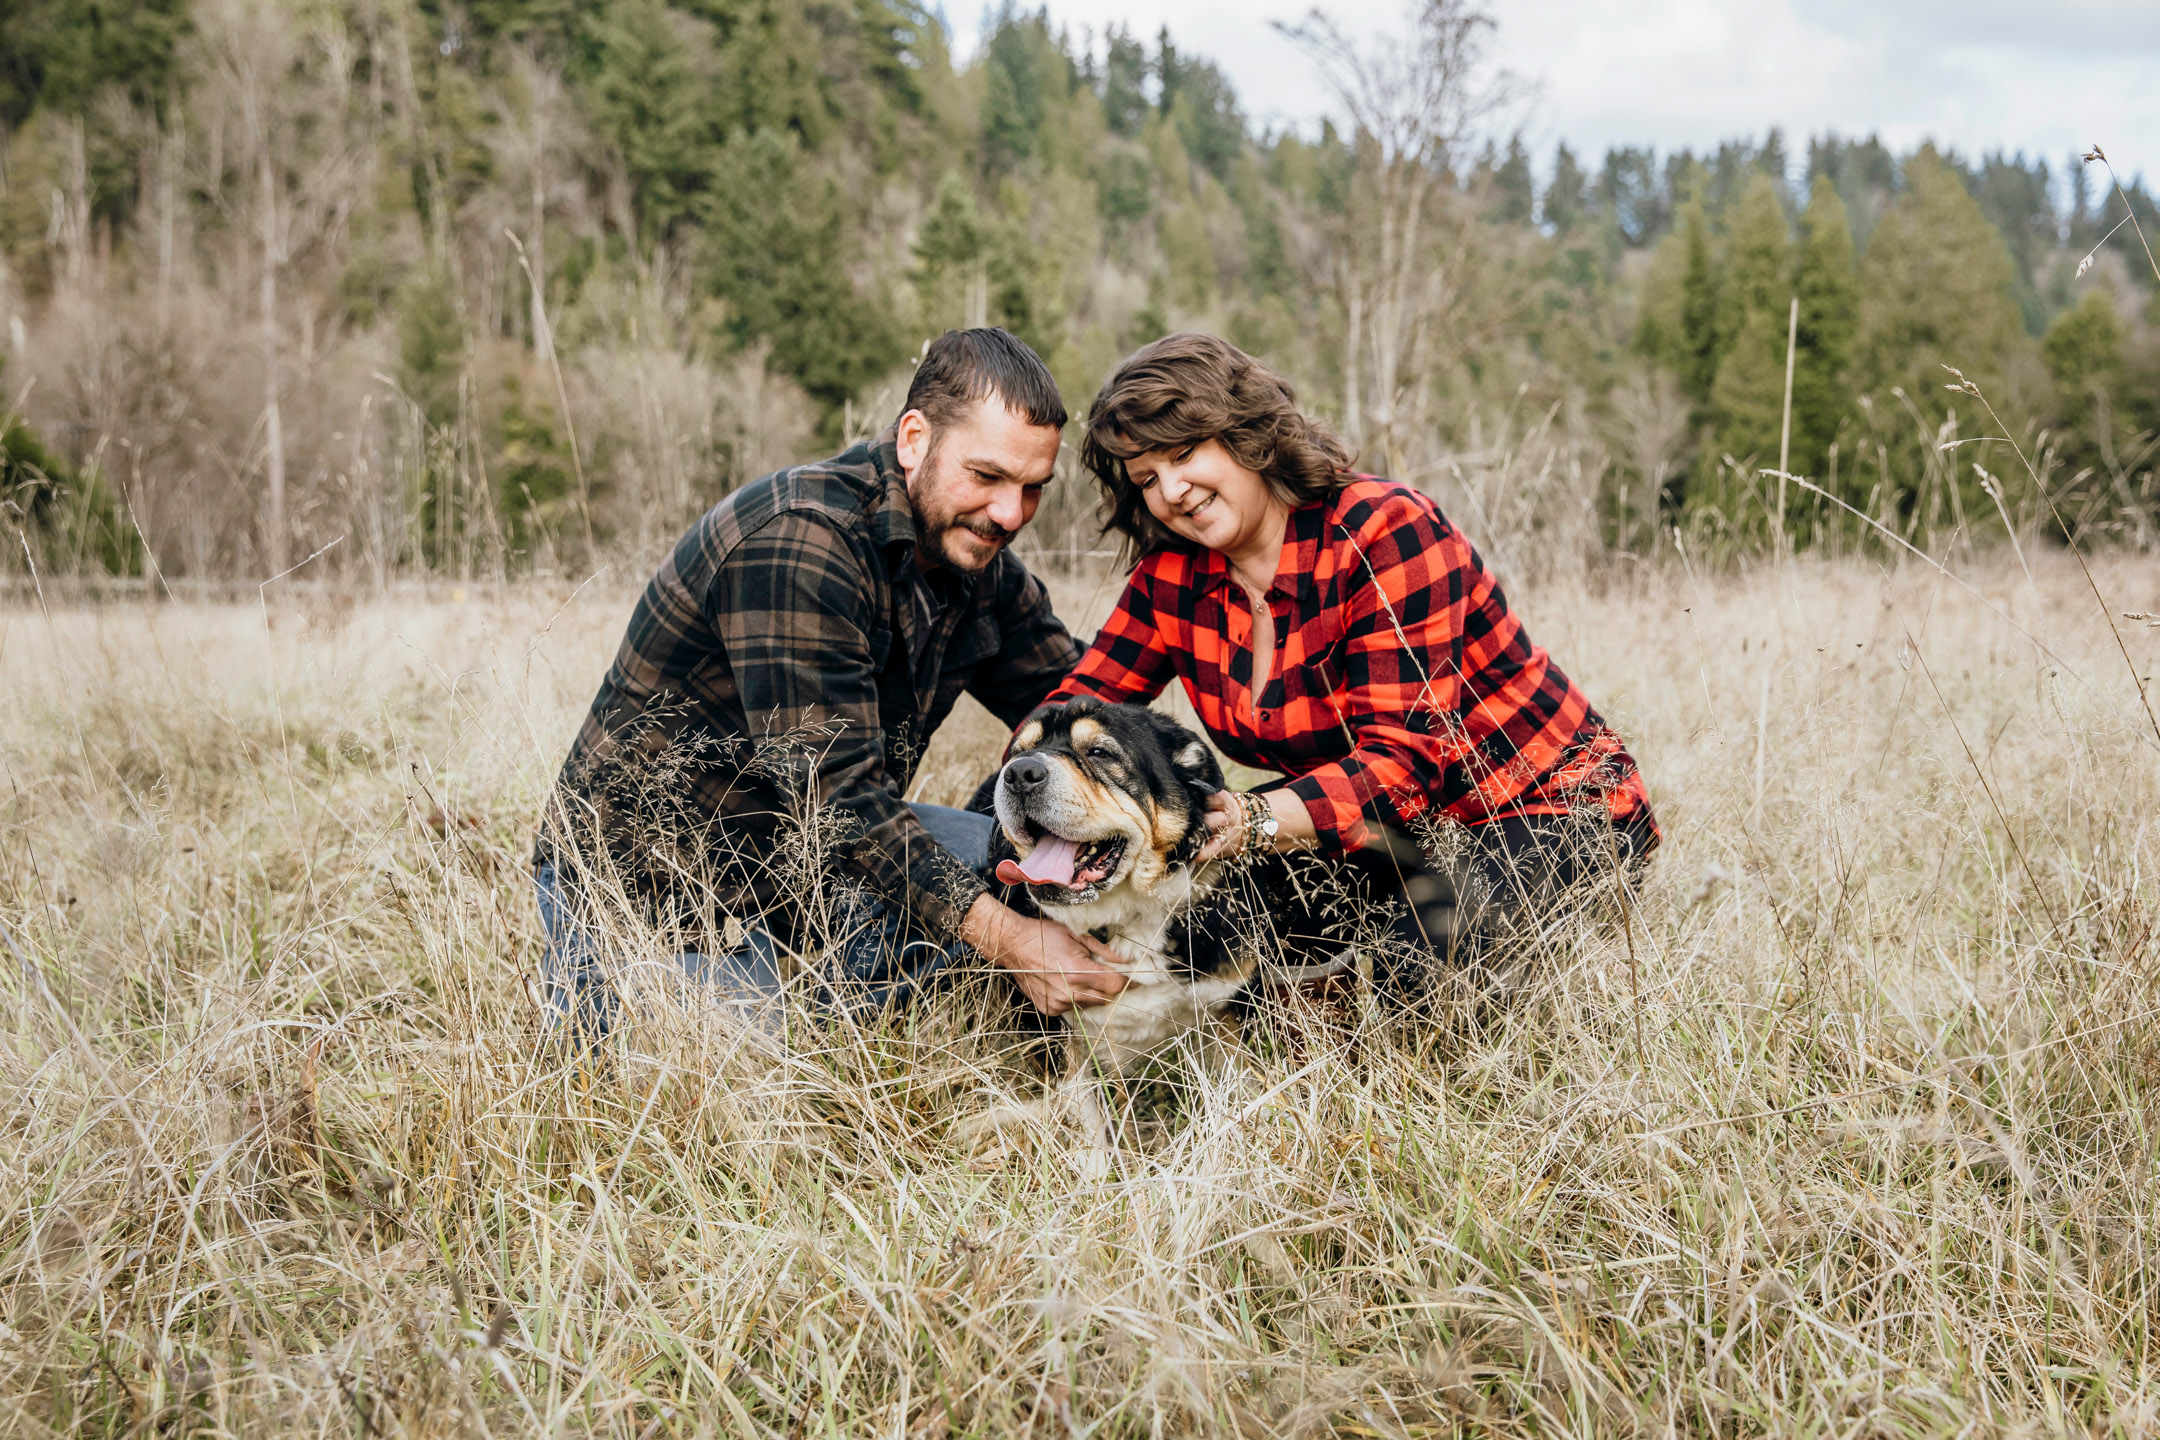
[1013,834,1081,886]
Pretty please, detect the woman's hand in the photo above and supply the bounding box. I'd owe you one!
[1195,789,1246,863]
[1195,788,1318,863]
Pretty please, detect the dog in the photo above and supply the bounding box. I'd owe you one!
[962,697,1358,1174]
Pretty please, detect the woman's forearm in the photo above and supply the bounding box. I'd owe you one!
[1201,786,1320,860]
[1261,787,1319,850]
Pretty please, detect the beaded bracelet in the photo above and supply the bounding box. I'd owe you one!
[1237,791,1278,858]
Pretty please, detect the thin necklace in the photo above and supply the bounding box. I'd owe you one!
[1230,508,1290,594]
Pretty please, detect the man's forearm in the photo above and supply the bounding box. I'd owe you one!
[959,892,1018,969]
[960,891,1128,1015]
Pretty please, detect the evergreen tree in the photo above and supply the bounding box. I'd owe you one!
[1597,145,1665,246]
[581,0,716,241]
[1968,151,2055,333]
[981,10,1059,174]
[698,130,904,413]
[1632,225,1687,372]
[1857,149,2024,400]
[2042,290,2127,439]
[1493,135,1534,225]
[1157,31,1242,179]
[1703,172,1794,521]
[1716,172,1791,356]
[1790,174,1859,485]
[1544,143,1588,233]
[1676,202,1721,409]
[1663,150,1706,210]
[708,0,841,145]
[460,0,585,53]
[1854,147,2027,518]
[1806,132,1896,250]
[1628,194,1720,490]
[909,171,1060,356]
[1706,138,1762,216]
[1100,24,1150,136]
[0,0,190,127]
[1756,129,1789,191]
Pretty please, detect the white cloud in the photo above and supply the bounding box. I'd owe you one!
[947,0,2159,184]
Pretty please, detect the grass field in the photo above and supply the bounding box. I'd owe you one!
[2,548,2156,1437]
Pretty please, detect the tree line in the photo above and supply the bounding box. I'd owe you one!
[1,0,2154,582]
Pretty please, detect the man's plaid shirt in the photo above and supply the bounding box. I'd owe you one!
[540,427,1081,943]
[1048,477,1656,851]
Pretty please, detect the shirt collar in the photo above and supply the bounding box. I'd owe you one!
[1184,499,1323,603]
[866,422,982,605]
[865,424,917,555]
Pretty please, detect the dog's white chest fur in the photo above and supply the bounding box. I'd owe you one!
[1047,870,1244,1073]
[1071,970,1247,1072]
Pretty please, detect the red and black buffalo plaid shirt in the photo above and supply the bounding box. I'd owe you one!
[1048,477,1656,852]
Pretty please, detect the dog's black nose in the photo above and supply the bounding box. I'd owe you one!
[1003,754,1049,793]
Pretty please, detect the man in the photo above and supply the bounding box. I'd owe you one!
[535,328,1125,1030]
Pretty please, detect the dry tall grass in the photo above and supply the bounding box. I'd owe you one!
[2,547,2156,1436]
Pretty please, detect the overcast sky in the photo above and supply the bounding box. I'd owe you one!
[947,1,2158,190]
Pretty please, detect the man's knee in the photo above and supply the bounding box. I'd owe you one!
[909,802,996,875]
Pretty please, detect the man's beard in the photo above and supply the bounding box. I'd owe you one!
[912,445,1013,573]
[916,514,1013,573]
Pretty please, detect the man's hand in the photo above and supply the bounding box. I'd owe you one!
[961,894,1128,1016]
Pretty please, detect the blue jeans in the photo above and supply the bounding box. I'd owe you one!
[534,803,995,1038]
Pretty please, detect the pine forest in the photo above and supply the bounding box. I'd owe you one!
[2,0,2156,583]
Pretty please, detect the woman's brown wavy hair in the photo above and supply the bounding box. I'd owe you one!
[1081,333,1354,566]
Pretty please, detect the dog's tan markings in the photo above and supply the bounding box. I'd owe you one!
[1013,719,1043,753]
[1174,741,1208,772]
[1095,785,1174,891]
[1150,803,1188,855]
[1105,788,1150,831]
[1069,717,1105,754]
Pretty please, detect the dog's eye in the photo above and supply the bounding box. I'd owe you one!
[1088,746,1120,765]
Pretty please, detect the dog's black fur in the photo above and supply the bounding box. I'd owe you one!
[958,698,1380,1172]
[966,697,1369,1070]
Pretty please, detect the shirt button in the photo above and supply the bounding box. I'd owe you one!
[1259,709,1272,720]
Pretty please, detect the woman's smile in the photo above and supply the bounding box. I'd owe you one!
[1125,438,1287,570]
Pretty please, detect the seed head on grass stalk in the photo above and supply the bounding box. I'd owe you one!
[4,577,2158,1432]
[1941,362,2160,751]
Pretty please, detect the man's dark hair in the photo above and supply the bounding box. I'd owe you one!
[903,327,1067,433]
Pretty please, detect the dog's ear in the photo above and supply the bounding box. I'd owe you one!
[1152,714,1224,795]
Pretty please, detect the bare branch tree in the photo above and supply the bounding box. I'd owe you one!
[193,0,370,579]
[1277,0,1525,471]
[491,46,589,355]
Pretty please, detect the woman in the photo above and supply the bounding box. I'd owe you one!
[1043,333,1657,996]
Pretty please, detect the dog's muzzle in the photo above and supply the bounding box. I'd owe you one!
[994,755,1128,892]
[1003,754,1049,796]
